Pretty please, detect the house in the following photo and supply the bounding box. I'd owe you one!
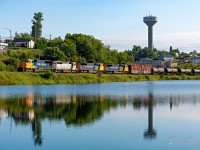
[189,51,198,58]
[178,52,188,59]
[158,55,174,61]
[0,43,8,52]
[9,39,35,49]
[192,57,200,64]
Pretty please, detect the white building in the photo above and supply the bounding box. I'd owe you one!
[9,40,35,49]
[0,43,8,50]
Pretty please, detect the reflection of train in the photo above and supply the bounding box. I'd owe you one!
[18,59,200,75]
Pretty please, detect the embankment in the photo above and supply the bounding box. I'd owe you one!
[0,71,200,85]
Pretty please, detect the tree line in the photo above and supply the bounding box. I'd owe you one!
[7,11,184,69]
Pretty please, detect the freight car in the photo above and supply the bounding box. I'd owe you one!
[152,68,165,74]
[129,64,152,74]
[192,69,200,74]
[178,68,192,75]
[164,68,178,74]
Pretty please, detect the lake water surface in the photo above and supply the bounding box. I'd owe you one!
[0,80,200,150]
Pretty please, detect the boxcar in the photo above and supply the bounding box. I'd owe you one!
[129,64,152,74]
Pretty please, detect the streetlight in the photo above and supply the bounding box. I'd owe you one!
[4,28,12,40]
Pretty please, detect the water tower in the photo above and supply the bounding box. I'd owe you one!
[143,15,158,50]
[143,93,157,139]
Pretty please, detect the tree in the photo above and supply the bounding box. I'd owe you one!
[98,48,109,63]
[43,47,66,61]
[107,50,119,64]
[47,37,63,49]
[118,51,134,64]
[35,37,48,49]
[14,32,33,41]
[61,39,78,61]
[31,12,43,41]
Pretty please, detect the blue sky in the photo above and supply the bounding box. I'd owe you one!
[1,0,200,52]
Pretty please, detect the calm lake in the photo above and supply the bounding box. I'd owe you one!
[1,80,200,150]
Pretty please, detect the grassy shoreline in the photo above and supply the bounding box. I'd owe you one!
[0,71,200,86]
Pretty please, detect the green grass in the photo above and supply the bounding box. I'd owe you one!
[1,71,200,86]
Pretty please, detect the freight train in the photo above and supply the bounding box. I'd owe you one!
[18,59,200,75]
[18,59,151,74]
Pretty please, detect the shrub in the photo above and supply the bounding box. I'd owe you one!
[0,62,6,71]
[42,70,53,79]
[4,57,19,69]
[6,49,13,57]
[145,75,150,80]
[159,74,163,79]
[6,65,16,72]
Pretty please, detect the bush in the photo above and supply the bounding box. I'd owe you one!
[0,62,6,71]
[145,75,150,80]
[6,49,13,57]
[6,65,16,72]
[4,57,19,69]
[159,74,163,79]
[42,70,53,79]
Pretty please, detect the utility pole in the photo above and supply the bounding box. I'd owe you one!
[4,28,12,47]
[4,28,12,40]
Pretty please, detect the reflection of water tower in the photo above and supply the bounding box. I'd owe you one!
[143,15,158,50]
[144,93,157,139]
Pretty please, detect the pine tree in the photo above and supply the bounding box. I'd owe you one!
[31,12,43,41]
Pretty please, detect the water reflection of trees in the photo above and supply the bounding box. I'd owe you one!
[0,93,200,146]
[0,95,119,146]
